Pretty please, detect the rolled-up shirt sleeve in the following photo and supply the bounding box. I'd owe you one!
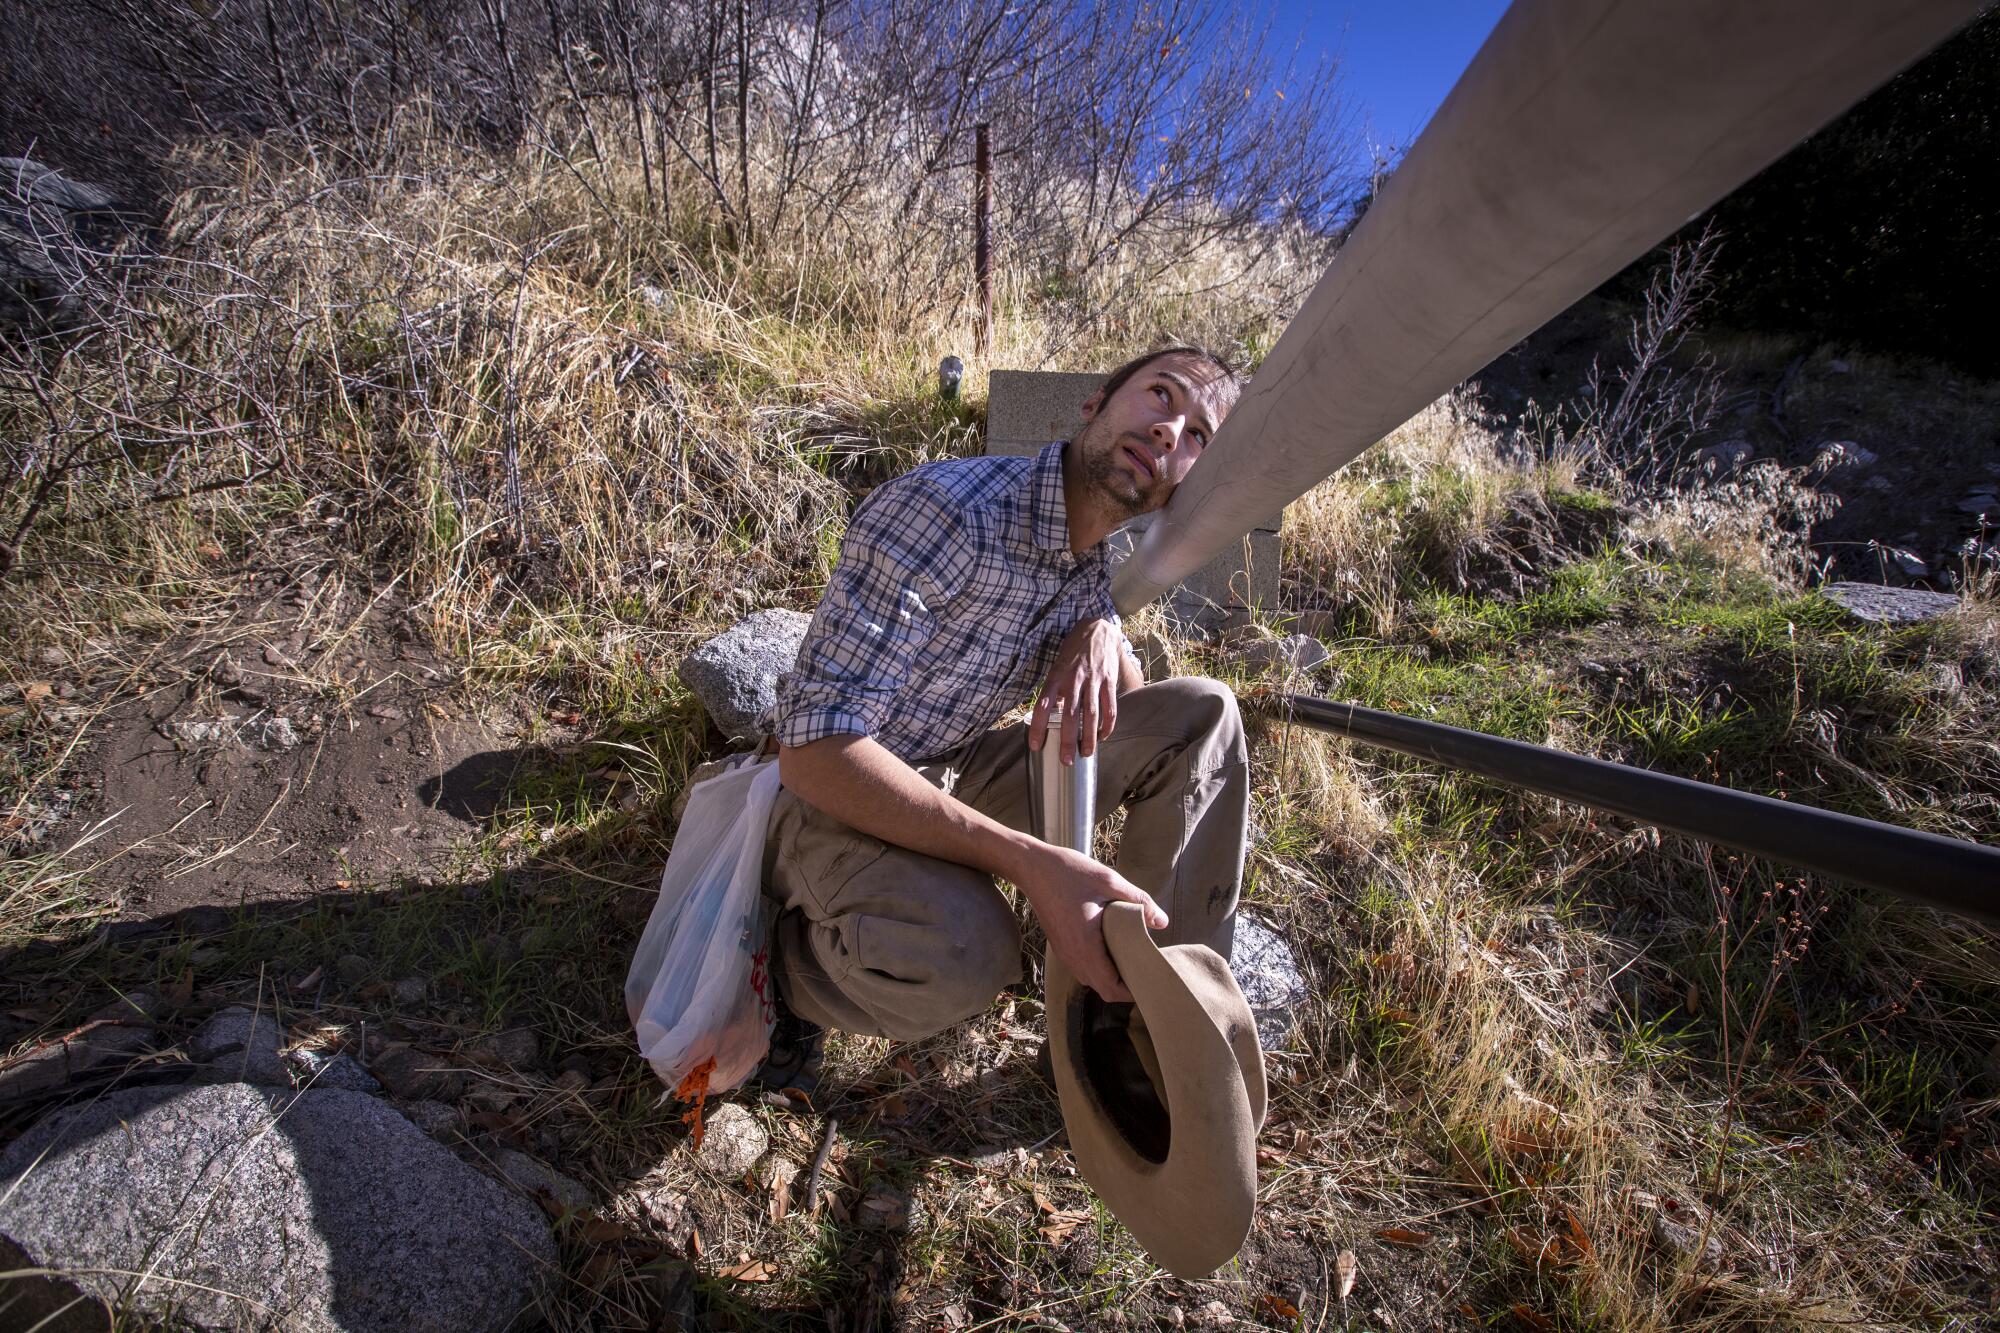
[772,481,972,747]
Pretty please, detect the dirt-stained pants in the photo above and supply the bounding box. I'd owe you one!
[760,676,1248,1041]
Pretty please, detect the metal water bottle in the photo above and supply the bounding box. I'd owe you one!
[1027,704,1096,856]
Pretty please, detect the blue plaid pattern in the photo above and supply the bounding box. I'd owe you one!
[771,441,1122,762]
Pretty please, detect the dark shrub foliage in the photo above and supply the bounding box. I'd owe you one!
[1614,7,1998,373]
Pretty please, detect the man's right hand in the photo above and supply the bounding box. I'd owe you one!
[1014,842,1168,1004]
[779,734,1168,1004]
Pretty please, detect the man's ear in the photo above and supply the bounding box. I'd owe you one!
[1080,390,1103,422]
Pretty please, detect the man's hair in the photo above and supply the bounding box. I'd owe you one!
[1096,344,1245,420]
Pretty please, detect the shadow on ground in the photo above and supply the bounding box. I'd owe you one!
[2,738,1073,1331]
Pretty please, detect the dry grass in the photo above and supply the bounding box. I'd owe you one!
[1263,387,1998,1330]
[3,102,1322,696]
[1283,394,1594,637]
[1626,461,1837,588]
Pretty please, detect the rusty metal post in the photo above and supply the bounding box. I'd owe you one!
[975,121,992,356]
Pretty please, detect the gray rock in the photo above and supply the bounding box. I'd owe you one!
[398,1099,462,1137]
[480,1027,540,1069]
[0,158,120,219]
[1886,547,1929,579]
[0,1082,553,1332]
[190,1006,290,1086]
[1286,634,1332,673]
[489,1147,591,1211]
[1811,441,1878,474]
[0,991,157,1102]
[259,716,301,751]
[1957,491,1998,516]
[335,953,372,985]
[1229,915,1309,1050]
[693,1102,768,1178]
[1232,633,1329,676]
[172,715,240,746]
[1692,440,1755,473]
[0,157,138,329]
[464,1084,518,1114]
[634,1181,690,1232]
[370,1048,465,1102]
[392,976,428,1005]
[677,609,812,740]
[1192,1299,1238,1329]
[1821,582,1960,625]
[285,1048,381,1094]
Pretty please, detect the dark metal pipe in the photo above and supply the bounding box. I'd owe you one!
[1269,694,2000,922]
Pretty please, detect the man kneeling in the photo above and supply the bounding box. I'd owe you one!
[759,347,1250,1077]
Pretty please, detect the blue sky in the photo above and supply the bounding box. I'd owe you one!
[1268,1,1512,156]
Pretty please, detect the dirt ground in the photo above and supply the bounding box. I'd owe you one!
[67,570,519,921]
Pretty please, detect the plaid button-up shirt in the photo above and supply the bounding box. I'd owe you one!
[771,441,1123,762]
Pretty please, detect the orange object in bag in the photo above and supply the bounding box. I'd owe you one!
[626,756,783,1098]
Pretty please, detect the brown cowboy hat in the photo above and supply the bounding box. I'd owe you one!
[1045,901,1268,1279]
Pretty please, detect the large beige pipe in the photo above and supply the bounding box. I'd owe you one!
[1114,0,1984,614]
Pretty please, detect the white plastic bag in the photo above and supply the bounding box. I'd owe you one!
[626,754,784,1097]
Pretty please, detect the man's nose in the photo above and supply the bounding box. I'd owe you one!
[1150,413,1188,450]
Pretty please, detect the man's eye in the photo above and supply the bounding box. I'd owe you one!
[1152,385,1170,403]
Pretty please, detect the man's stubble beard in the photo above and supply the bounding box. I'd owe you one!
[1075,419,1157,521]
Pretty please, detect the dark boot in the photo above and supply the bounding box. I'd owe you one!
[751,995,824,1099]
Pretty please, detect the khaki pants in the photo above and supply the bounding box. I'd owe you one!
[761,676,1248,1041]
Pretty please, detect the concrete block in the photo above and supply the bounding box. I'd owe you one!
[1104,522,1280,631]
[985,370,1103,455]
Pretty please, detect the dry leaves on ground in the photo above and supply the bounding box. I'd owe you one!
[1039,1210,1090,1244]
[1256,1293,1301,1320]
[1375,1226,1434,1248]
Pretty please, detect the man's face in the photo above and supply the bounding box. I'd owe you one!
[1073,353,1233,520]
